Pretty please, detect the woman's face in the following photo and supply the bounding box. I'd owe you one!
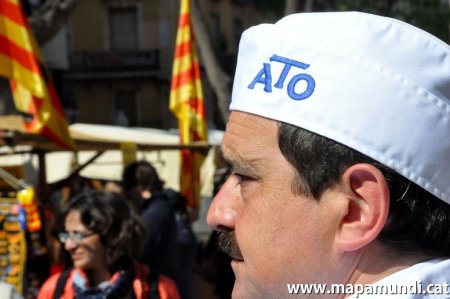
[64,210,108,272]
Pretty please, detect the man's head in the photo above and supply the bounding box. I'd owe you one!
[207,11,450,298]
[122,160,162,194]
[122,160,163,211]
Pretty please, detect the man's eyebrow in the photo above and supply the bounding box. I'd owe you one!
[221,151,259,173]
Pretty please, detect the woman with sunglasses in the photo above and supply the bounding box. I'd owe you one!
[37,190,180,299]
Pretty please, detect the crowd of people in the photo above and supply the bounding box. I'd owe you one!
[37,160,202,299]
[2,155,234,299]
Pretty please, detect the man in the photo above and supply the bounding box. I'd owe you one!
[122,160,197,299]
[122,161,181,286]
[207,11,450,299]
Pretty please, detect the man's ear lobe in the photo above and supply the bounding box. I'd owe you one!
[335,163,390,252]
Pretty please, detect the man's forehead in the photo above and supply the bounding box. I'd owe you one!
[225,111,278,134]
[221,111,280,165]
[223,112,278,145]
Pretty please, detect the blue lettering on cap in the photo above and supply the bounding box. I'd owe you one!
[248,63,273,92]
[247,54,315,101]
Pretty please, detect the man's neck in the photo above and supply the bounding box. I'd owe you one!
[346,242,431,286]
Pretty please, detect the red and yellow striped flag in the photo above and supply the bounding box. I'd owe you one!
[0,0,74,149]
[170,0,208,209]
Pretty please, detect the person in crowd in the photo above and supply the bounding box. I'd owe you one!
[37,190,179,299]
[207,11,450,299]
[122,161,181,289]
[163,188,198,299]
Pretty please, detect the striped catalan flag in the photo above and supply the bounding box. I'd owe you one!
[170,0,208,209]
[0,0,74,149]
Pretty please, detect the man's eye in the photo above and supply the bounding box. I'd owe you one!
[233,173,252,183]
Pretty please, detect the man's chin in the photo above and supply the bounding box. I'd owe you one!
[231,276,261,299]
[231,278,247,299]
[230,260,256,299]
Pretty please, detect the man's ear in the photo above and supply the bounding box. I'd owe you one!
[334,163,390,252]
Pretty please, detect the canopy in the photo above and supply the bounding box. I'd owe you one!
[0,115,214,151]
[0,118,224,197]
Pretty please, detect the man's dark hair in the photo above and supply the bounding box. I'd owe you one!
[122,160,164,213]
[122,160,163,193]
[58,190,145,273]
[278,122,450,258]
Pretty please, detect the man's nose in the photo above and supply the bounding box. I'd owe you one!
[207,177,238,230]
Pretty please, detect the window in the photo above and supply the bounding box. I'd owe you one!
[113,91,136,126]
[109,7,138,50]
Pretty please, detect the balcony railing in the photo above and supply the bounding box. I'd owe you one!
[232,0,254,5]
[71,50,159,71]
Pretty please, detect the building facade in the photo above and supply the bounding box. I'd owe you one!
[41,0,277,130]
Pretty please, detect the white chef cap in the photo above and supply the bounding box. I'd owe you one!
[230,12,450,203]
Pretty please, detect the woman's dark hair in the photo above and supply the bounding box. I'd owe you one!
[278,122,450,258]
[57,190,145,273]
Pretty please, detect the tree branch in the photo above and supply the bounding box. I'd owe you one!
[191,0,231,124]
[29,0,80,46]
[285,0,298,15]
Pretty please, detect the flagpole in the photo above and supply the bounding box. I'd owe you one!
[170,0,208,209]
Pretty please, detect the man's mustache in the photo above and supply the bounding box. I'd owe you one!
[217,231,244,261]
